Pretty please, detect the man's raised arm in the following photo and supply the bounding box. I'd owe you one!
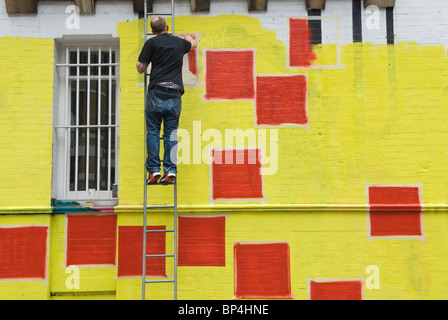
[136,61,149,74]
[183,34,198,51]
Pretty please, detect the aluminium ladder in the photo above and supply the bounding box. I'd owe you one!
[142,0,178,301]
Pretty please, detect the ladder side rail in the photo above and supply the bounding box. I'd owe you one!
[141,0,149,301]
[174,177,178,299]
[172,2,177,301]
[171,0,175,36]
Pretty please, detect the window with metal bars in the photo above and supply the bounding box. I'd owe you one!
[53,41,119,206]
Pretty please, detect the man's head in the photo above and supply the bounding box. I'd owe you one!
[151,17,169,35]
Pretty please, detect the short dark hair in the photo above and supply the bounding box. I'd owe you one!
[151,17,167,34]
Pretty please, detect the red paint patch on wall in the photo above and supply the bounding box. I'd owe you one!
[289,18,316,67]
[205,50,255,100]
[234,242,292,299]
[0,226,48,279]
[66,214,117,266]
[117,226,166,277]
[188,35,198,76]
[309,280,363,300]
[368,186,422,237]
[256,75,308,126]
[178,216,225,266]
[211,148,263,200]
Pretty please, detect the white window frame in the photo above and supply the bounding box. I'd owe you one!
[53,36,120,206]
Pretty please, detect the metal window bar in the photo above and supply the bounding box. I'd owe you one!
[142,0,178,301]
[108,47,112,192]
[97,47,102,192]
[55,124,118,129]
[64,47,70,198]
[56,63,120,67]
[86,47,91,195]
[56,46,119,200]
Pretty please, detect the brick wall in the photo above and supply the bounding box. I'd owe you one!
[0,36,54,209]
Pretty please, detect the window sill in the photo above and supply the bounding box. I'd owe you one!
[51,198,118,213]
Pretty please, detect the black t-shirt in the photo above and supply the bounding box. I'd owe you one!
[138,33,192,94]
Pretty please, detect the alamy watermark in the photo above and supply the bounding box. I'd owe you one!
[365,265,380,290]
[65,265,80,290]
[65,5,80,30]
[170,121,279,175]
[366,5,380,30]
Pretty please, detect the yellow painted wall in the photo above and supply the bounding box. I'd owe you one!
[0,214,51,299]
[117,15,448,208]
[0,37,54,211]
[49,214,117,295]
[114,209,448,300]
[2,210,447,299]
[115,14,448,300]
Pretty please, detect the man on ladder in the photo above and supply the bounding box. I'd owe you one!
[137,16,197,185]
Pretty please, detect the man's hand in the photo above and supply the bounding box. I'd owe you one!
[179,34,198,51]
[136,61,148,74]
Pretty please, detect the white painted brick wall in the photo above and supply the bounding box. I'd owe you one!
[1,0,448,49]
[395,0,448,48]
[0,0,137,38]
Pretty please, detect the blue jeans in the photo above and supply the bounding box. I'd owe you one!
[145,89,181,174]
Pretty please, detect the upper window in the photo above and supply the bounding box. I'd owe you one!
[53,38,120,206]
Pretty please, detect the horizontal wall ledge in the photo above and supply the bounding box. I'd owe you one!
[0,206,53,215]
[2,203,447,215]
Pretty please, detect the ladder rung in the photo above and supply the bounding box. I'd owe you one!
[145,279,175,284]
[146,205,175,209]
[146,229,175,233]
[147,13,173,16]
[146,254,175,258]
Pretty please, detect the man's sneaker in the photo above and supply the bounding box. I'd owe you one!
[159,172,176,185]
[146,172,161,185]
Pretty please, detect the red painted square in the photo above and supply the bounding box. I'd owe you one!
[66,214,117,266]
[205,50,255,100]
[211,148,263,200]
[117,226,166,277]
[368,186,422,237]
[178,216,225,266]
[234,242,292,299]
[0,226,48,279]
[188,35,198,76]
[309,280,363,300]
[289,18,316,67]
[256,75,308,126]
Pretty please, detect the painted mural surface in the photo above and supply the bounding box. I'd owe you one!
[2,4,448,300]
